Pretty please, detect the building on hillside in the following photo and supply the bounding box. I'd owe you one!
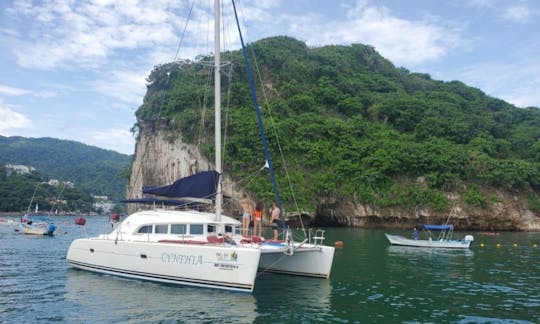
[93,195,114,214]
[4,164,36,176]
[48,179,74,188]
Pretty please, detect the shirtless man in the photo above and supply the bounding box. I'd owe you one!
[240,198,252,236]
[271,202,280,240]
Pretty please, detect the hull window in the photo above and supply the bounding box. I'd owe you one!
[171,224,186,234]
[155,224,168,234]
[190,224,204,235]
[137,225,152,234]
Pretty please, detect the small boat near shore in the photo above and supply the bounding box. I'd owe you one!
[385,224,474,249]
[21,215,56,236]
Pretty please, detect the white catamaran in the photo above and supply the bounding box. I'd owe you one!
[66,0,334,292]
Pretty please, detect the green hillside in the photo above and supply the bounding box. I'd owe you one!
[0,136,131,201]
[134,36,540,214]
[0,168,94,213]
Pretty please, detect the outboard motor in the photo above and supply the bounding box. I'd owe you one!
[47,224,56,236]
[465,234,474,242]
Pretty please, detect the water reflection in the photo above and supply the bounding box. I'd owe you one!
[387,245,474,257]
[65,269,257,323]
[64,267,334,323]
[253,272,333,322]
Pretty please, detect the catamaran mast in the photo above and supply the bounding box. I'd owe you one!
[231,0,285,228]
[214,0,222,221]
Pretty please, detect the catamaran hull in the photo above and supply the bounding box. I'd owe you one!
[385,233,471,249]
[66,238,261,292]
[258,245,334,278]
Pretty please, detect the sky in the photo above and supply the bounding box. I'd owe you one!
[0,0,539,155]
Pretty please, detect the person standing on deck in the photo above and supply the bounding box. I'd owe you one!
[240,198,252,236]
[253,201,264,237]
[270,202,280,240]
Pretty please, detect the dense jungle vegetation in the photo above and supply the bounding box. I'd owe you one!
[134,36,540,214]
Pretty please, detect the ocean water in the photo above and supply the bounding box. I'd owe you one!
[1,216,539,323]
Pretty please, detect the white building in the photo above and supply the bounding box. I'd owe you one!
[4,164,35,175]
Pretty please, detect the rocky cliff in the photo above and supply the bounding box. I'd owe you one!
[128,119,540,230]
[315,191,540,231]
[126,120,248,215]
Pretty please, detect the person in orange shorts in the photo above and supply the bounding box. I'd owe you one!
[253,201,264,237]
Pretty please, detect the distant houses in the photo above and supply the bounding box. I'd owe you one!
[47,179,74,188]
[4,163,35,175]
[4,164,75,188]
[93,195,115,213]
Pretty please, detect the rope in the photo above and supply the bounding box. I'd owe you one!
[128,1,196,205]
[243,25,307,238]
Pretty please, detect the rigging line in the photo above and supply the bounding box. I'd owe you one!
[248,46,307,237]
[173,1,195,62]
[197,65,213,148]
[156,0,195,129]
[256,252,290,277]
[235,166,267,193]
[232,0,285,230]
[129,1,196,206]
[26,183,39,215]
[240,25,306,236]
[48,184,65,215]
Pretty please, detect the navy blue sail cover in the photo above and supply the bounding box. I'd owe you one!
[120,197,190,205]
[142,171,219,199]
[423,224,453,231]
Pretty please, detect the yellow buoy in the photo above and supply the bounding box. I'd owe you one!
[496,243,501,248]
[513,243,518,247]
[534,244,538,248]
[480,243,485,247]
[334,241,344,248]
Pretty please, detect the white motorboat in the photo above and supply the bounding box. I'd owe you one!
[21,216,56,236]
[385,225,474,249]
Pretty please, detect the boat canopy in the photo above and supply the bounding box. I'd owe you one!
[142,171,219,199]
[120,197,191,205]
[423,224,453,231]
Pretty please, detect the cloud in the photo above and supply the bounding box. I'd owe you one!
[463,0,540,24]
[0,84,58,99]
[281,3,462,66]
[0,103,31,134]
[0,84,29,96]
[88,128,135,155]
[89,69,148,106]
[458,57,540,108]
[5,0,465,70]
[7,0,187,70]
[501,5,539,23]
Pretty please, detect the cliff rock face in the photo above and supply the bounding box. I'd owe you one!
[126,120,245,215]
[128,120,540,230]
[315,191,540,231]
